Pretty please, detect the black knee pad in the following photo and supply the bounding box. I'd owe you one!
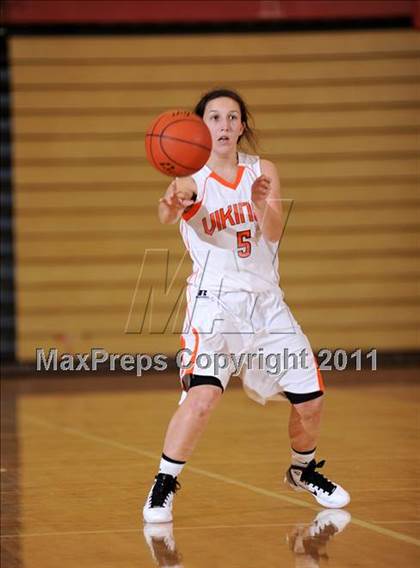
[284,390,324,405]
[183,374,224,392]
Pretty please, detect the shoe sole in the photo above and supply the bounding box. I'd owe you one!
[143,509,173,524]
[143,516,173,524]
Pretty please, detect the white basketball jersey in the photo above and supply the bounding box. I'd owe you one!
[179,152,281,293]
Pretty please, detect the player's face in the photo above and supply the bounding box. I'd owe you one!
[203,97,245,154]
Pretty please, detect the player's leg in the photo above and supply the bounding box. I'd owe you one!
[143,289,236,523]
[143,376,223,523]
[242,291,350,509]
[258,296,351,509]
[162,382,223,460]
[288,393,324,452]
[284,390,350,509]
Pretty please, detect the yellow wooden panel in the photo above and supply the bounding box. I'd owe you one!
[16,302,420,336]
[281,232,420,254]
[14,206,420,234]
[13,108,420,134]
[11,83,419,110]
[14,231,420,261]
[10,30,420,60]
[285,206,420,227]
[12,114,154,134]
[14,207,420,235]
[18,326,420,361]
[17,295,189,322]
[280,256,420,280]
[14,184,420,210]
[16,286,185,310]
[13,238,170,259]
[286,184,420,203]
[16,282,419,315]
[17,334,184,363]
[11,58,420,86]
[279,280,420,304]
[14,189,149,208]
[16,255,420,285]
[261,133,420,156]
[305,328,420,351]
[16,280,419,311]
[16,311,185,335]
[254,108,420,131]
[16,262,140,284]
[13,164,160,184]
[13,133,419,160]
[16,325,420,361]
[13,157,418,185]
[10,31,420,360]
[294,304,420,328]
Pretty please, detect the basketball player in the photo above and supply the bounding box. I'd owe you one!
[143,89,350,523]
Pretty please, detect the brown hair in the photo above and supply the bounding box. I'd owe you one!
[194,88,258,153]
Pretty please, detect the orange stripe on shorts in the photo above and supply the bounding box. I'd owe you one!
[313,353,325,392]
[181,327,200,377]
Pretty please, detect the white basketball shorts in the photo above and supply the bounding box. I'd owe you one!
[178,286,324,405]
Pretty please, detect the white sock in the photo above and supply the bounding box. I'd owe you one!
[291,447,316,468]
[158,453,186,478]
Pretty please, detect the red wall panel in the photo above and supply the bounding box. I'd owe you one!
[2,0,415,25]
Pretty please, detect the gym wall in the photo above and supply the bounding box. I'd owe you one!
[8,29,420,361]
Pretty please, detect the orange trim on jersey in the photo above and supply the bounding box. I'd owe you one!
[209,165,245,190]
[182,200,202,221]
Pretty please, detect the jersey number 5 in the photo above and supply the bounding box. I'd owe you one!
[237,229,252,258]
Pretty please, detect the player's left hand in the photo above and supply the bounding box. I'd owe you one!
[251,175,271,206]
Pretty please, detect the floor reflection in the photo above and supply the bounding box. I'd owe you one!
[142,510,351,567]
[287,510,351,567]
[143,523,184,568]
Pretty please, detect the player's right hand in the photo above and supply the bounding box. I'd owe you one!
[159,179,195,211]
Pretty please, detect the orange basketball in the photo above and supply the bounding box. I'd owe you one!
[145,110,212,177]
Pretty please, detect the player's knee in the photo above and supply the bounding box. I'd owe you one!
[292,393,324,420]
[187,387,222,418]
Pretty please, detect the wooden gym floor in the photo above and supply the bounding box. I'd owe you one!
[1,369,419,567]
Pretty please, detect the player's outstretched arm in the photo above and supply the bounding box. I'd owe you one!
[251,160,283,242]
[158,178,197,224]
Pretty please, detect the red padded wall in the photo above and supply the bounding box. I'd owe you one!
[2,0,416,25]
